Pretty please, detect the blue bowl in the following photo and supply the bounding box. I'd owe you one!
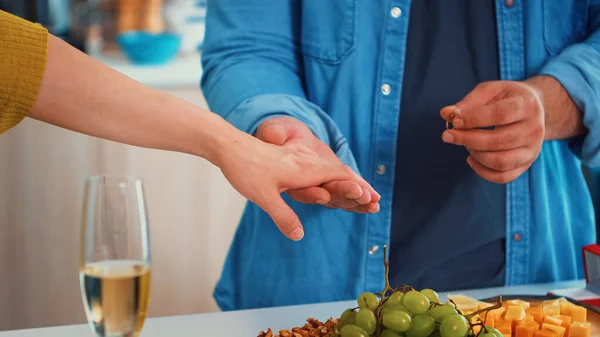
[116,31,182,66]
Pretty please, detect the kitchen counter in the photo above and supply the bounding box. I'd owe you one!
[0,280,585,336]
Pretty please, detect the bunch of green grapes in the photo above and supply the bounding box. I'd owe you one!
[332,246,502,337]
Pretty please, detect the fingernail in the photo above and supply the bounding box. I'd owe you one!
[442,132,454,143]
[368,203,380,214]
[453,119,463,128]
[315,199,327,205]
[289,227,304,241]
[346,192,361,199]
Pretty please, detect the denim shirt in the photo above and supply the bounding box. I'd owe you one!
[201,0,600,311]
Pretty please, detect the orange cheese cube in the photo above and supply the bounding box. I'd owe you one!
[534,330,560,337]
[506,299,531,309]
[569,306,586,323]
[497,321,513,335]
[473,325,482,334]
[542,323,566,337]
[559,315,572,336]
[560,302,575,316]
[527,307,544,324]
[506,306,527,321]
[542,305,561,317]
[542,300,560,307]
[515,324,538,337]
[568,322,591,337]
[482,312,496,327]
[543,316,563,326]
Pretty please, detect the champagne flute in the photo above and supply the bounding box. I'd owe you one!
[79,175,152,337]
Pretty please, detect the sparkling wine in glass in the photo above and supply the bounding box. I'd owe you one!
[79,175,152,337]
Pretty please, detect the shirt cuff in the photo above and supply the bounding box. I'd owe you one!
[539,43,600,167]
[225,93,360,171]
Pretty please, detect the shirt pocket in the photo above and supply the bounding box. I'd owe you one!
[542,0,589,55]
[300,0,357,64]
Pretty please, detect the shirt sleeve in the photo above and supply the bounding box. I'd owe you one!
[539,3,600,167]
[0,10,48,134]
[200,0,346,151]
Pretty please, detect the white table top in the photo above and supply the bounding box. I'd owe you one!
[0,280,585,337]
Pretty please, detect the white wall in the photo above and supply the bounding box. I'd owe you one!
[0,88,246,331]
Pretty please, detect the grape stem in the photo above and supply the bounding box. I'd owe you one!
[464,297,502,320]
[374,245,394,336]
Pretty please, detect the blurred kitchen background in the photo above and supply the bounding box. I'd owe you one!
[0,0,247,332]
[2,0,600,333]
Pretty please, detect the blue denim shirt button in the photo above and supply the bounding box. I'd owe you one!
[368,245,380,255]
[391,7,402,18]
[513,232,522,242]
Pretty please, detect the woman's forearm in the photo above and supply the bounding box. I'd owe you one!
[29,34,235,165]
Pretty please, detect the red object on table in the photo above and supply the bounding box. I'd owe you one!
[547,244,600,307]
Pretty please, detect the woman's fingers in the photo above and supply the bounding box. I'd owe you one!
[257,191,304,241]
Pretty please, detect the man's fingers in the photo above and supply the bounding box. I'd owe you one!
[322,180,367,208]
[441,96,525,130]
[466,155,531,184]
[346,201,381,214]
[258,192,304,241]
[442,122,541,151]
[468,147,533,172]
[286,187,331,205]
[256,121,289,145]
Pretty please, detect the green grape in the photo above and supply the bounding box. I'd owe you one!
[429,304,458,322]
[339,324,369,337]
[355,309,377,335]
[402,290,431,314]
[480,327,503,337]
[381,330,404,337]
[358,292,380,310]
[382,310,412,332]
[386,292,404,306]
[439,314,468,337]
[420,289,441,303]
[337,309,357,330]
[382,304,413,317]
[405,315,436,337]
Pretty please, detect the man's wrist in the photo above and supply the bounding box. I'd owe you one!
[524,75,586,140]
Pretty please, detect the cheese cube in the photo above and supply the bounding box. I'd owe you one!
[506,299,531,309]
[527,307,544,324]
[542,300,560,307]
[515,324,539,337]
[506,306,527,321]
[483,312,496,327]
[568,322,591,337]
[542,323,566,337]
[560,303,575,316]
[534,330,560,337]
[569,306,586,323]
[542,305,561,317]
[559,315,572,336]
[497,321,513,335]
[543,316,563,326]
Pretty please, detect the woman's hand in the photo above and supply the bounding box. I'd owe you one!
[216,131,380,241]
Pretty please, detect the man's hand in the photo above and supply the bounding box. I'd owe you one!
[255,116,380,213]
[440,80,545,184]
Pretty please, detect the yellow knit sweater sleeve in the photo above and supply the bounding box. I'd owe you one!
[0,10,48,135]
